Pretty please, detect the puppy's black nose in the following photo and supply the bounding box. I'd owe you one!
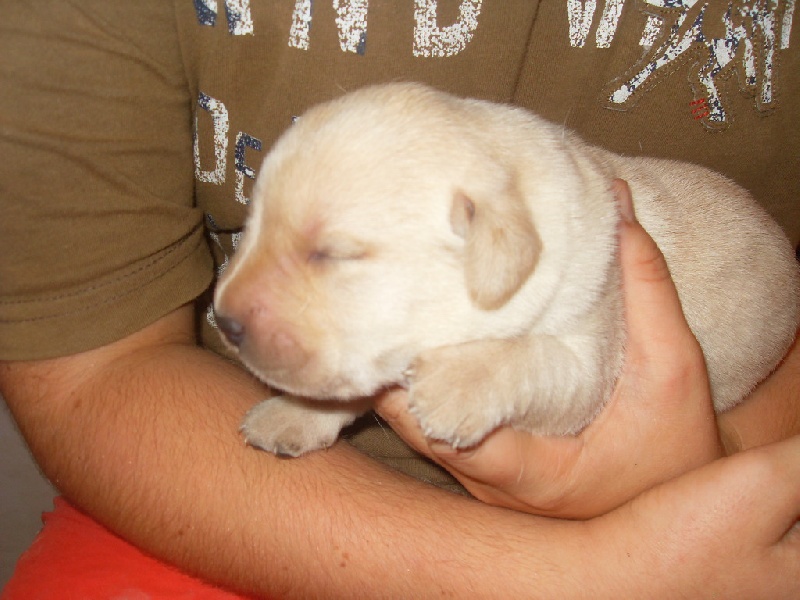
[216,314,246,348]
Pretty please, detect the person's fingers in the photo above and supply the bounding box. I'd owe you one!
[427,427,561,486]
[666,434,800,550]
[373,389,434,457]
[737,435,800,547]
[609,178,714,425]
[613,178,699,358]
[428,428,592,514]
[596,436,800,599]
[375,389,543,482]
[379,391,600,514]
[375,389,584,512]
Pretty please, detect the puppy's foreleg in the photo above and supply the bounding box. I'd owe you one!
[408,333,613,448]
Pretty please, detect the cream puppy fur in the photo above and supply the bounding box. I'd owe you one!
[214,83,800,457]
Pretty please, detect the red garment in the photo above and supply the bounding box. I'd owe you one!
[2,498,253,599]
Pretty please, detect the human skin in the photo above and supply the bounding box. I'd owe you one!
[1,180,798,597]
[377,179,800,518]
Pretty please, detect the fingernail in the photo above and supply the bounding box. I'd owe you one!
[612,179,636,224]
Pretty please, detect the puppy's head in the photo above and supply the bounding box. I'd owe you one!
[214,84,541,399]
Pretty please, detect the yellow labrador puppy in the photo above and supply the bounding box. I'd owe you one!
[214,83,799,457]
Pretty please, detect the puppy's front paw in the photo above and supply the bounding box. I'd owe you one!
[241,396,358,457]
[408,346,503,449]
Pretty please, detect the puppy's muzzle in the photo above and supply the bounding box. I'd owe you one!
[214,308,310,373]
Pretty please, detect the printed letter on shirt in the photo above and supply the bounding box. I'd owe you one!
[234,132,263,205]
[413,0,483,57]
[194,93,229,185]
[194,0,254,35]
[289,0,369,53]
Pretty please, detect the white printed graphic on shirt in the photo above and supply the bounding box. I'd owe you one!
[286,0,482,56]
[640,13,664,47]
[195,94,264,201]
[568,0,795,130]
[335,0,370,54]
[289,0,371,53]
[413,0,483,57]
[234,132,263,205]
[194,93,229,185]
[569,0,625,48]
[288,0,313,50]
[194,0,254,35]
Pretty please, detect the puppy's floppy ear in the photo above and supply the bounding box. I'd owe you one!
[450,179,541,310]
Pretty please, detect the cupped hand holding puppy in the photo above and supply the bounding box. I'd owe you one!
[376,179,726,518]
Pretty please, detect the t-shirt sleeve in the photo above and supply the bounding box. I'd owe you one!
[0,2,213,360]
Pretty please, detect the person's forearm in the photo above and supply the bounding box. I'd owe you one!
[4,308,797,597]
[0,311,603,598]
[719,330,800,454]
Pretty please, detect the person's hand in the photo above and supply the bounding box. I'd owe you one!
[592,433,800,599]
[375,179,724,518]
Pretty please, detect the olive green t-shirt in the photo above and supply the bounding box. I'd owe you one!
[2,0,798,488]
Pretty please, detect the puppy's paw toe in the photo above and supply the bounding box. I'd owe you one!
[409,401,493,449]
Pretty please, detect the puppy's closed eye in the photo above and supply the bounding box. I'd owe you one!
[308,235,370,264]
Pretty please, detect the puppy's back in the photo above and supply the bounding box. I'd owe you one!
[613,154,800,410]
[414,83,800,411]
